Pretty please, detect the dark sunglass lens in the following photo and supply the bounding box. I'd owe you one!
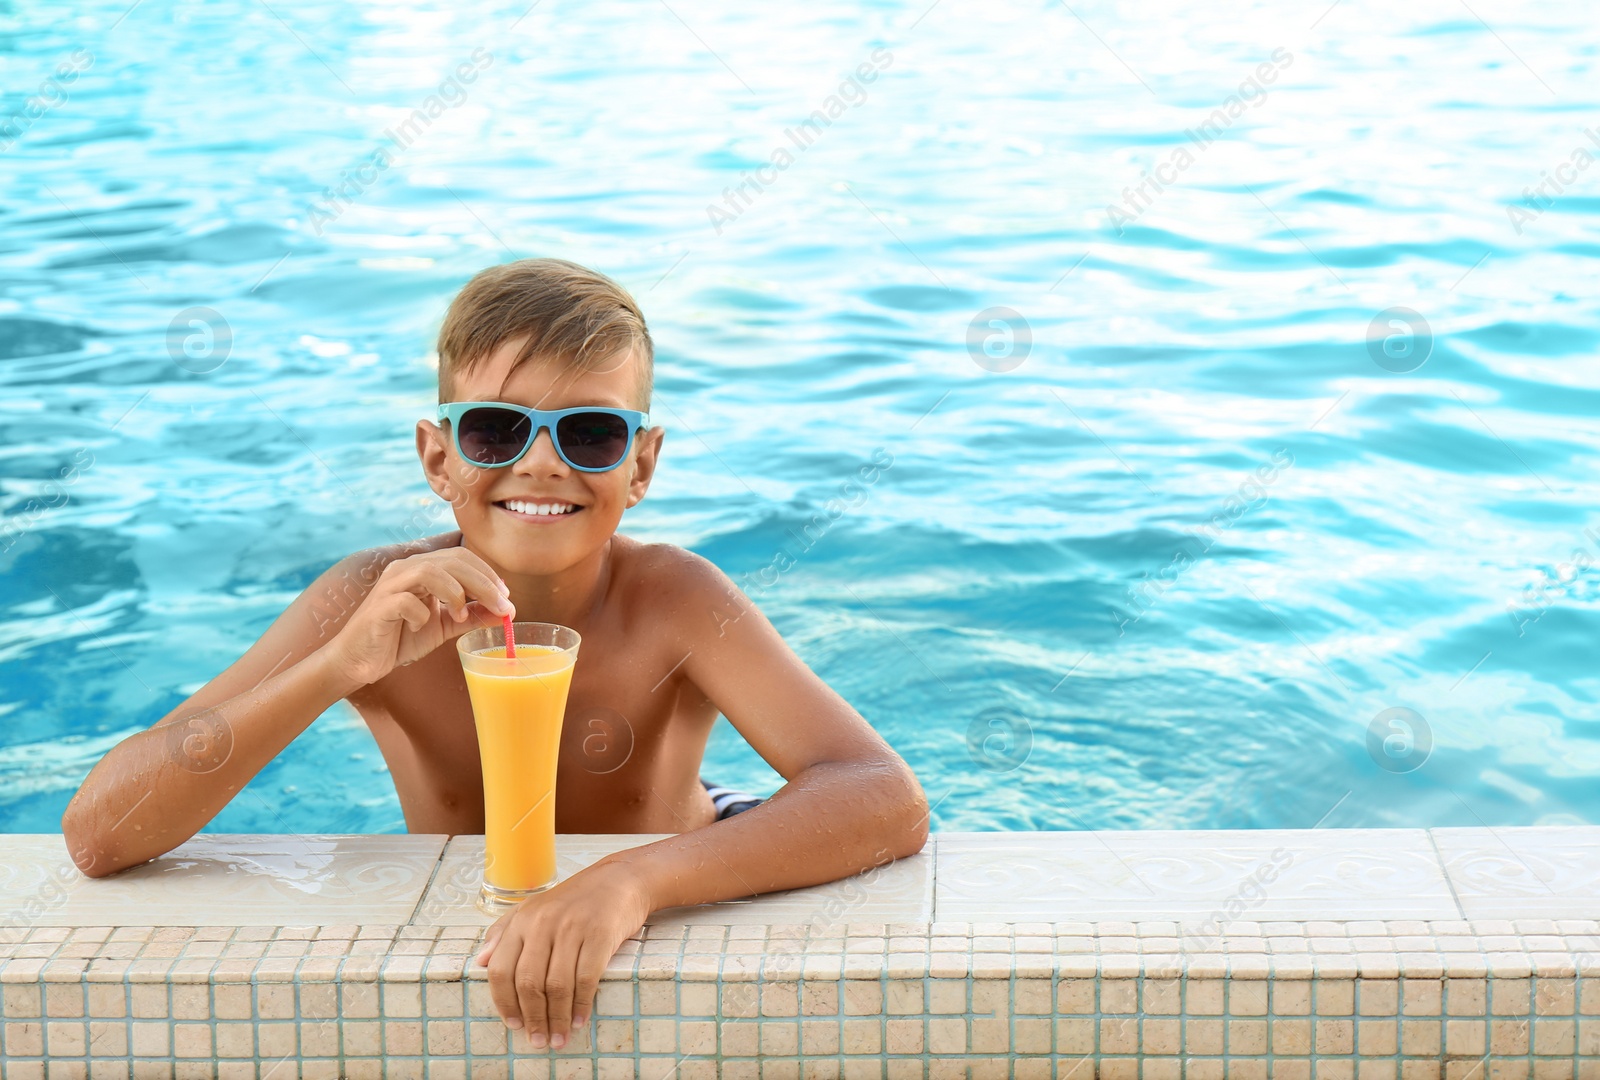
[456,408,531,465]
[556,412,630,469]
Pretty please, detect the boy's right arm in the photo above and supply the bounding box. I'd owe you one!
[60,542,513,878]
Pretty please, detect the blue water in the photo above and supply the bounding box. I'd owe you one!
[2,0,1597,835]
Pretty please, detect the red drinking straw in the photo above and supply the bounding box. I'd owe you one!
[501,614,516,659]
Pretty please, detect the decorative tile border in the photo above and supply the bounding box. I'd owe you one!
[935,829,1459,922]
[0,835,447,927]
[414,836,935,929]
[411,835,661,927]
[1434,827,1600,920]
[2,828,1598,1074]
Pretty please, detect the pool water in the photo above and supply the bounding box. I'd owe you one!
[2,0,1597,834]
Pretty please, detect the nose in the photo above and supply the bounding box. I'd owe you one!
[514,425,570,474]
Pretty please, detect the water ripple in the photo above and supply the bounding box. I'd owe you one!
[1,0,1597,833]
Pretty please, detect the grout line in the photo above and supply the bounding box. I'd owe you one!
[1426,828,1468,921]
[404,836,454,928]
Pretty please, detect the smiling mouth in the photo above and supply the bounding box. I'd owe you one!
[495,499,584,520]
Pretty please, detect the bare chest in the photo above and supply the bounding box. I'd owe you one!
[349,627,719,834]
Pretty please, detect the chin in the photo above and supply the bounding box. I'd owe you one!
[495,529,609,573]
[489,542,584,575]
[458,504,620,572]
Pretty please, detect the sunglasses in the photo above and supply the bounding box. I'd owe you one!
[436,402,650,473]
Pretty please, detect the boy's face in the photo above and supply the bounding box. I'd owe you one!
[416,337,663,578]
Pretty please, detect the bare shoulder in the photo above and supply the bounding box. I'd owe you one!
[609,535,747,632]
[613,535,731,594]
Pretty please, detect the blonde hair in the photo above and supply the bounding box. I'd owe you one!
[436,258,652,408]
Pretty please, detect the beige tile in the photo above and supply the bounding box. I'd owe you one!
[419,831,917,928]
[651,841,932,928]
[0,835,447,926]
[1433,826,1600,920]
[413,834,673,925]
[933,829,1457,921]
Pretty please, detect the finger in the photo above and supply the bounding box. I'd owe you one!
[409,564,471,619]
[450,548,511,593]
[568,936,606,1035]
[477,918,508,967]
[391,594,433,633]
[435,562,512,618]
[441,557,513,615]
[416,562,504,624]
[414,549,510,616]
[542,936,581,1048]
[377,558,450,608]
[513,935,555,1047]
[444,601,506,641]
[485,927,528,1030]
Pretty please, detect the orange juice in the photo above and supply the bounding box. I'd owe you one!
[457,626,580,911]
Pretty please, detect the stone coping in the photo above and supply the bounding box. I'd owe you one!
[3,827,1597,930]
[1,828,1598,1075]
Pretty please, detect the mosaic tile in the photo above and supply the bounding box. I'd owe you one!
[0,829,1597,1071]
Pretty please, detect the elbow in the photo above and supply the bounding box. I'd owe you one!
[873,757,930,861]
[60,797,119,879]
[74,857,119,880]
[898,769,931,857]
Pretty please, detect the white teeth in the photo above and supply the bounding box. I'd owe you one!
[502,499,577,517]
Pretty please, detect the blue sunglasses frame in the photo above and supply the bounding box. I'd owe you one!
[436,402,650,473]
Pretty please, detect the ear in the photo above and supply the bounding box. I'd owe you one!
[417,420,460,505]
[624,426,665,509]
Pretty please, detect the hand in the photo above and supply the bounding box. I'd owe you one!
[323,548,514,688]
[475,860,654,1047]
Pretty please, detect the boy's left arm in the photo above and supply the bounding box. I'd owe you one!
[476,552,929,1045]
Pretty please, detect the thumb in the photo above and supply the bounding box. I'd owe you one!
[446,601,505,641]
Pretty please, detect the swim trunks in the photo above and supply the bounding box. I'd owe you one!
[701,777,765,820]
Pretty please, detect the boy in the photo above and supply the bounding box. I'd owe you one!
[62,258,929,1048]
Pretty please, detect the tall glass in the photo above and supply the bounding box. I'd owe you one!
[456,622,580,916]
